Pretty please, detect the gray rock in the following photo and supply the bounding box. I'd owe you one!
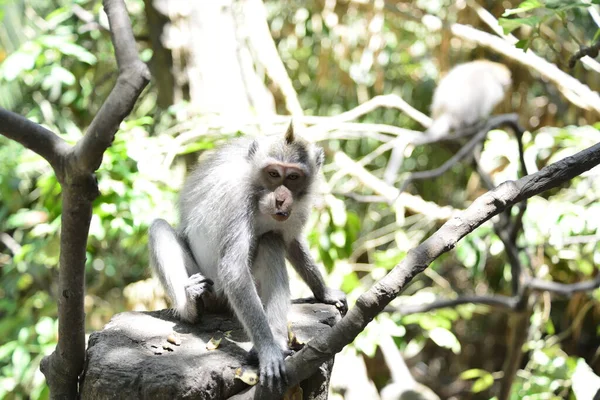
[81,302,340,399]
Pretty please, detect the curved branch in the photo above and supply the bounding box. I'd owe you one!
[391,295,520,314]
[72,0,151,173]
[0,108,70,169]
[527,274,600,296]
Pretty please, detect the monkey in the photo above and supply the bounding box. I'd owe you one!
[426,60,512,138]
[148,124,347,390]
[384,60,511,184]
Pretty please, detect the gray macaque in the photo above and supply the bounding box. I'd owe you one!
[384,60,512,184]
[148,124,347,390]
[427,60,512,137]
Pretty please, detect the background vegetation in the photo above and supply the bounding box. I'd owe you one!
[0,0,599,399]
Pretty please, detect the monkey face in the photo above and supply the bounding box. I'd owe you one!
[250,122,323,223]
[258,164,307,221]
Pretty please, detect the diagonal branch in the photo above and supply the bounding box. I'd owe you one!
[0,108,71,170]
[72,0,151,174]
[236,140,600,399]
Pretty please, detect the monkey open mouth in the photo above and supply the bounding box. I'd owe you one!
[273,211,290,222]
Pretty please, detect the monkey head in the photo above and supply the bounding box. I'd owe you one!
[249,123,324,222]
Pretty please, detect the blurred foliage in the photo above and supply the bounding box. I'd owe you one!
[500,0,600,52]
[1,0,600,399]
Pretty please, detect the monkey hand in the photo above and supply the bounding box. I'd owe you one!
[258,344,287,391]
[317,288,348,316]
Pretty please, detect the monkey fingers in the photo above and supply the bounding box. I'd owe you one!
[246,346,293,366]
[320,288,349,316]
[259,350,287,391]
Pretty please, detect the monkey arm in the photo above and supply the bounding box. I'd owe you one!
[286,239,348,313]
[220,236,278,349]
[218,226,287,388]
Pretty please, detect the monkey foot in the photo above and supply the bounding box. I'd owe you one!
[184,273,214,303]
[245,347,293,366]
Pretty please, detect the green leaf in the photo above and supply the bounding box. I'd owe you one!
[1,52,36,81]
[6,210,49,229]
[38,35,97,64]
[50,65,76,85]
[516,39,531,50]
[472,373,494,392]
[460,368,489,380]
[498,16,543,34]
[0,341,18,361]
[502,0,543,16]
[428,327,461,353]
[35,317,56,344]
[545,0,591,11]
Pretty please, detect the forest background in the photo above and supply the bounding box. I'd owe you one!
[1,0,599,399]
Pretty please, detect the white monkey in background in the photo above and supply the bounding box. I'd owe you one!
[426,60,512,137]
[384,60,512,184]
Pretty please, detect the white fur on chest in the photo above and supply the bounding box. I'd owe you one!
[255,212,305,243]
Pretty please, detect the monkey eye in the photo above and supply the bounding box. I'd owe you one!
[287,173,299,180]
[268,171,281,178]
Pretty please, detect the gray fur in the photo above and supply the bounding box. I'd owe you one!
[148,130,347,390]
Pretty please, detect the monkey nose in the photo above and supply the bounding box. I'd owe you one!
[276,199,284,208]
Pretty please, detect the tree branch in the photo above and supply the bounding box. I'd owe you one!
[392,294,521,314]
[0,1,153,398]
[527,274,600,296]
[0,108,71,172]
[72,0,151,174]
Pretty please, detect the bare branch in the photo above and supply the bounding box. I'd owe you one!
[332,151,456,220]
[303,94,431,140]
[569,40,600,68]
[398,125,488,193]
[0,108,70,170]
[72,0,151,173]
[391,295,521,314]
[527,274,600,296]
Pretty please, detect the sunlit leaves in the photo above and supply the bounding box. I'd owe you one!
[460,369,495,393]
[499,15,543,34]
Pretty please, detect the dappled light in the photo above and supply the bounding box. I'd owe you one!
[1,0,600,399]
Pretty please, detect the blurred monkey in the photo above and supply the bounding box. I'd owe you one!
[384,60,512,184]
[427,60,512,137]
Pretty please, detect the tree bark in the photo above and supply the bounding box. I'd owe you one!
[0,0,150,398]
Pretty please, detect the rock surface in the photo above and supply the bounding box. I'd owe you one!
[81,302,340,399]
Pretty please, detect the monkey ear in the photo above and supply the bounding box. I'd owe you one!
[314,147,324,170]
[284,121,294,144]
[247,140,259,160]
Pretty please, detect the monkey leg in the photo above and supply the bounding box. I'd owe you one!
[149,219,212,323]
[253,232,291,352]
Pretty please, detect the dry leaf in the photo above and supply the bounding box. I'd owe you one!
[234,366,259,386]
[167,333,181,346]
[206,336,222,350]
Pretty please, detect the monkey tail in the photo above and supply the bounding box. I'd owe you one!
[425,114,452,138]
